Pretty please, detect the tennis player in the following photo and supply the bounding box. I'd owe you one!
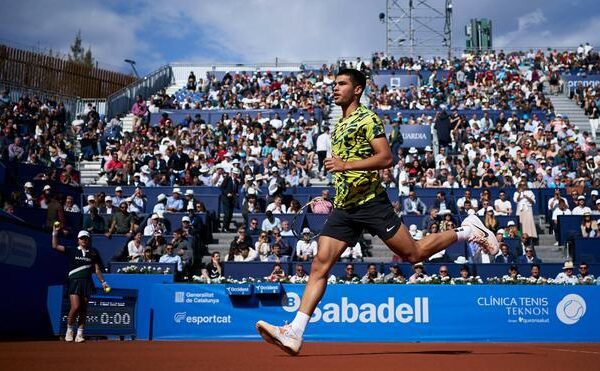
[256,69,498,355]
[52,223,109,342]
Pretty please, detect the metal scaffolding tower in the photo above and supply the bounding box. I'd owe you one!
[385,0,453,59]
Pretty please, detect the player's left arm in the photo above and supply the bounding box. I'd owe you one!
[94,259,108,289]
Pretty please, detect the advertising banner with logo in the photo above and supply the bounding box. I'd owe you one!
[398,125,432,149]
[562,75,600,94]
[151,284,600,342]
[373,74,420,89]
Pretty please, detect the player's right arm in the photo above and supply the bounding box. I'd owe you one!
[52,223,65,253]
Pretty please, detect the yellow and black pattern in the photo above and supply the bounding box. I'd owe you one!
[332,105,386,209]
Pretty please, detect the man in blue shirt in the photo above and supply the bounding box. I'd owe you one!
[159,244,183,273]
[166,188,184,212]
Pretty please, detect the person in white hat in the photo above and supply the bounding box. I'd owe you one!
[112,186,125,207]
[153,193,167,214]
[198,166,212,186]
[554,261,578,284]
[82,195,96,214]
[295,228,317,261]
[22,182,35,207]
[184,189,197,211]
[143,213,162,236]
[572,195,592,215]
[166,188,184,212]
[256,68,498,357]
[52,225,109,343]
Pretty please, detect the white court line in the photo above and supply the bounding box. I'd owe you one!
[545,348,600,355]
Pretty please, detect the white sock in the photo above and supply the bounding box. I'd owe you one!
[67,326,74,333]
[77,327,84,335]
[454,226,472,242]
[290,311,310,337]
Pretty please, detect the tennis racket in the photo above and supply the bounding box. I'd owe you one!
[291,196,325,241]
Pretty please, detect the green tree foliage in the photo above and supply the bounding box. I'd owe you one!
[69,30,95,68]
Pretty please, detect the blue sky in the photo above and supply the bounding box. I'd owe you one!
[0,0,599,75]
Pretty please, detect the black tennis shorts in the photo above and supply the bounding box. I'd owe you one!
[67,278,95,297]
[320,191,402,245]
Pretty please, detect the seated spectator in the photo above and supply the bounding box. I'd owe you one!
[21,182,35,207]
[421,208,439,232]
[112,187,125,208]
[457,265,470,279]
[310,189,333,214]
[517,233,534,256]
[247,217,262,236]
[339,264,359,281]
[268,263,286,281]
[166,188,184,212]
[266,195,287,214]
[517,247,542,264]
[438,211,455,232]
[295,228,317,261]
[471,245,495,264]
[267,243,288,262]
[503,221,521,238]
[63,195,80,213]
[100,196,116,214]
[483,207,499,233]
[82,207,106,234]
[495,243,516,264]
[457,190,478,213]
[159,243,183,273]
[403,191,427,215]
[384,263,405,283]
[231,226,253,250]
[271,228,291,256]
[438,265,450,279]
[82,195,96,214]
[146,231,167,256]
[142,248,156,263]
[153,193,167,214]
[493,191,512,216]
[290,264,309,283]
[580,213,598,238]
[144,214,162,236]
[409,262,429,283]
[506,265,519,280]
[340,242,363,262]
[233,243,259,262]
[129,187,147,214]
[172,228,192,264]
[529,264,544,280]
[261,210,281,233]
[203,252,223,279]
[287,199,302,214]
[409,224,424,239]
[279,220,294,236]
[255,232,272,261]
[577,262,595,283]
[433,191,457,215]
[572,195,592,215]
[555,261,578,284]
[241,190,261,222]
[127,232,144,262]
[105,201,136,238]
[361,263,384,283]
[495,229,505,244]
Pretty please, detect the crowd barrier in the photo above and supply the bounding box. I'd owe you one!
[573,238,600,263]
[149,283,600,342]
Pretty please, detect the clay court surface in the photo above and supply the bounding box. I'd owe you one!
[1,341,600,371]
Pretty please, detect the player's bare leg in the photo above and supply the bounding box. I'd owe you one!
[256,235,347,355]
[384,215,499,262]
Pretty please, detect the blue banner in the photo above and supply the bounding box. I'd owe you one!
[373,74,420,89]
[398,125,432,149]
[562,75,600,94]
[151,284,600,342]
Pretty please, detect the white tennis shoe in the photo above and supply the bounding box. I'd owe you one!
[256,320,303,356]
[65,328,74,342]
[461,215,499,255]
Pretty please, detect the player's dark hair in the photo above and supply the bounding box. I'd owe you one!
[337,68,366,94]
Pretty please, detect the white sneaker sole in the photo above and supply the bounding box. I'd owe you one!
[463,216,499,255]
[255,321,300,356]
